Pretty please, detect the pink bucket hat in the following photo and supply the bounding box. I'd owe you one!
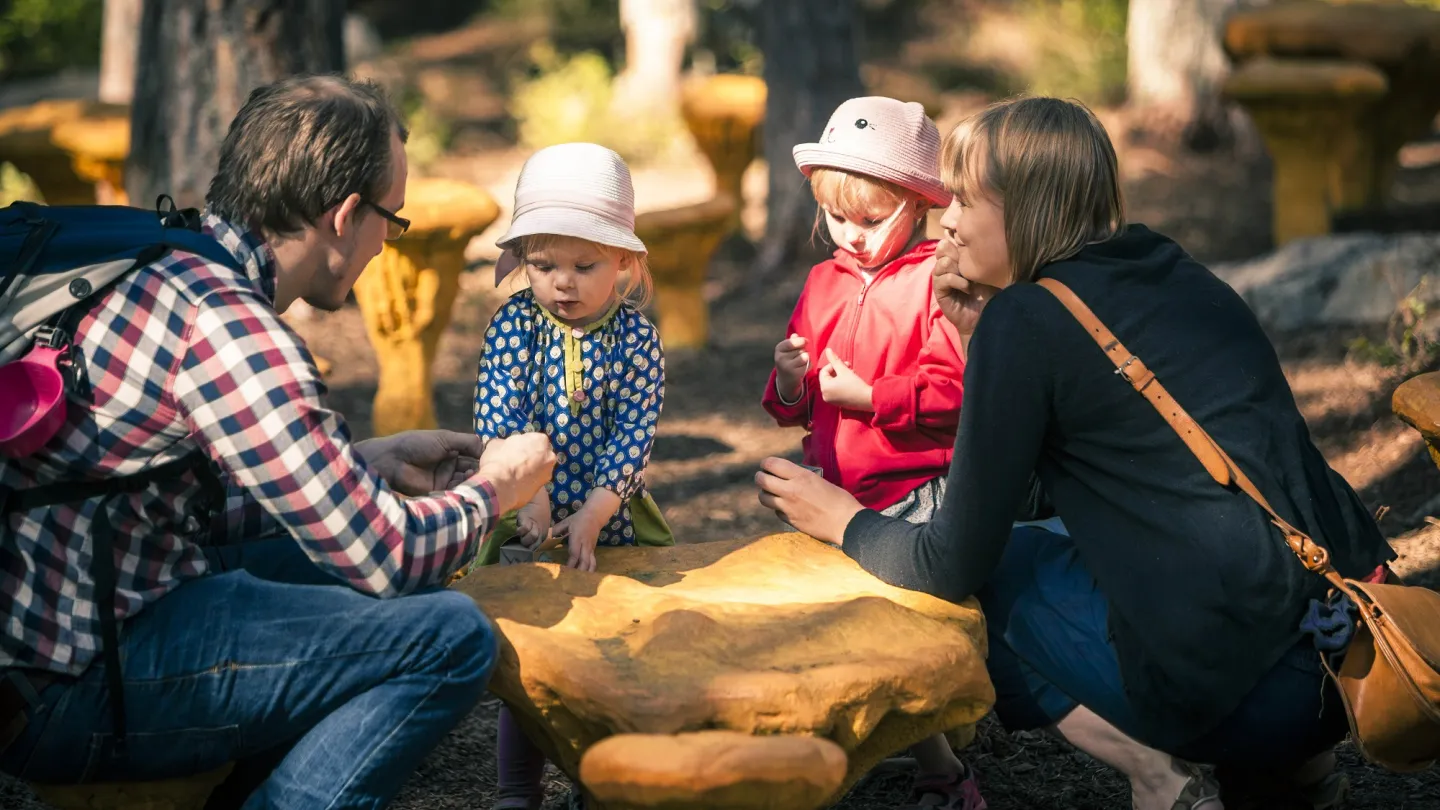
[493,142,648,285]
[792,97,952,209]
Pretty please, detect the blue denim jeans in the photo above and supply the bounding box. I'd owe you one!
[979,526,1347,771]
[0,536,497,809]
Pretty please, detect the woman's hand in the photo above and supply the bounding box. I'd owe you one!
[818,349,874,411]
[755,457,865,545]
[934,239,1001,345]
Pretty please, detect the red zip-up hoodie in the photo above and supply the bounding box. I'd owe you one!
[762,240,966,511]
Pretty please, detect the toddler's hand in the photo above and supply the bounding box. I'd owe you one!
[553,511,603,573]
[774,333,810,400]
[515,491,552,550]
[818,348,874,411]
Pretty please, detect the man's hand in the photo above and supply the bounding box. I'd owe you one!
[817,348,874,411]
[934,238,1000,353]
[774,333,810,401]
[475,433,558,514]
[755,457,864,545]
[358,430,486,496]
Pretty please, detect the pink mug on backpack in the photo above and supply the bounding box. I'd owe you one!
[0,331,70,457]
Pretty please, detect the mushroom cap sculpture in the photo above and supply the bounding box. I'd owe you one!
[634,194,736,350]
[49,102,131,206]
[454,532,994,809]
[0,99,98,205]
[351,176,500,436]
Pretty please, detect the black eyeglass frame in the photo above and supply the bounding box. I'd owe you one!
[366,200,410,240]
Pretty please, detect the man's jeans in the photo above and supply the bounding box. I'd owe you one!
[0,536,497,809]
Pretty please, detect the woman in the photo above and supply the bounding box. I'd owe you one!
[756,97,1393,810]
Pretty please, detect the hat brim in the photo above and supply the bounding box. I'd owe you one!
[793,144,953,209]
[496,207,647,256]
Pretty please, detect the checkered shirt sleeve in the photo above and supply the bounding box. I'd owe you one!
[172,287,497,596]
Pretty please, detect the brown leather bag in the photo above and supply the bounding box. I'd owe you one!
[1038,277,1440,772]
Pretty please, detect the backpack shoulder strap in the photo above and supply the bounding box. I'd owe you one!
[1035,277,1348,588]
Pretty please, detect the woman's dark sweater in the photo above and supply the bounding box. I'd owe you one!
[843,224,1393,749]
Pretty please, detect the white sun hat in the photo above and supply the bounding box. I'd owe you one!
[792,96,952,209]
[493,142,648,285]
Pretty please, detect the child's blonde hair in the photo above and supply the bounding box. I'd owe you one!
[941,96,1126,284]
[517,233,654,308]
[808,167,930,241]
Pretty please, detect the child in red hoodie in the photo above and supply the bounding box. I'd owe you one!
[762,97,983,810]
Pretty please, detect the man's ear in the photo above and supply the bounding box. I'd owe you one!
[332,192,364,238]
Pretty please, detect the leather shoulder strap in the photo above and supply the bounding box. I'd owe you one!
[1035,277,1348,590]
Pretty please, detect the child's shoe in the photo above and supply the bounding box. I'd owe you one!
[901,763,988,810]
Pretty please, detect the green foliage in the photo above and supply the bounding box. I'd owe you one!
[402,93,453,172]
[0,162,43,206]
[1348,278,1440,377]
[508,42,684,163]
[0,0,102,80]
[1020,0,1129,105]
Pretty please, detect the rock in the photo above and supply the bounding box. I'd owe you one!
[1212,232,1440,332]
[579,731,847,810]
[453,533,993,808]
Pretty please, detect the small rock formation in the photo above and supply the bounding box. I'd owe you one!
[580,731,847,810]
[454,532,993,809]
[351,176,499,436]
[1213,232,1440,333]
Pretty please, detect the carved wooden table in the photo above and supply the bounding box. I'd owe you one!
[454,532,994,810]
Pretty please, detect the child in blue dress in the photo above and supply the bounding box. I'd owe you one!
[473,142,673,810]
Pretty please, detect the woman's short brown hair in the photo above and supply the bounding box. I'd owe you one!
[941,96,1125,284]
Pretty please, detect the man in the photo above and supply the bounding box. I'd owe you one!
[0,75,555,808]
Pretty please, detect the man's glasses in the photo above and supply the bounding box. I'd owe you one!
[366,200,410,241]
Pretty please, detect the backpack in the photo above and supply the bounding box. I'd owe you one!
[0,197,240,761]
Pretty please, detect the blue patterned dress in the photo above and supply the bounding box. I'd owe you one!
[472,290,665,548]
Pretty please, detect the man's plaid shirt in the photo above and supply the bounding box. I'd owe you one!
[0,215,498,676]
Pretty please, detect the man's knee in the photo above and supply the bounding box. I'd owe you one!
[417,590,498,689]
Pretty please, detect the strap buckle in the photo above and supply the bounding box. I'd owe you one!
[1114,354,1142,384]
[33,326,70,351]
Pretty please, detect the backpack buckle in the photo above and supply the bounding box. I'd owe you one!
[33,326,70,351]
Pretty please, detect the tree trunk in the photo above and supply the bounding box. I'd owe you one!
[126,0,346,210]
[99,0,143,105]
[611,0,696,118]
[756,0,863,276]
[1127,0,1252,151]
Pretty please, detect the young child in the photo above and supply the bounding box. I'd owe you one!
[473,142,674,810]
[763,97,986,810]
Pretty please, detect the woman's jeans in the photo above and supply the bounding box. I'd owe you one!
[0,536,497,810]
[979,526,1348,774]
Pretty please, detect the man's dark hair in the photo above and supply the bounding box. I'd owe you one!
[207,74,409,236]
